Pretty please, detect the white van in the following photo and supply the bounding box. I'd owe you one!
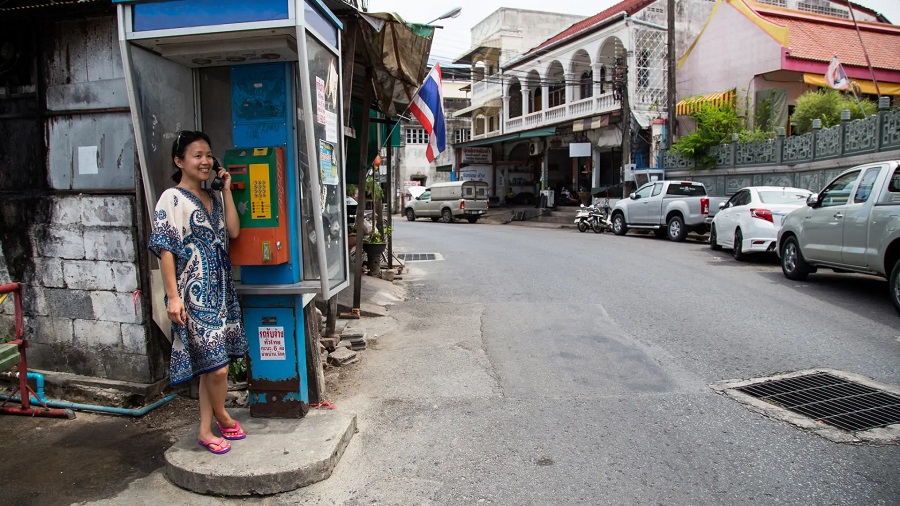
[404,180,490,223]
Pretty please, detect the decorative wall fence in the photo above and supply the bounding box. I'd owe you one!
[662,105,900,196]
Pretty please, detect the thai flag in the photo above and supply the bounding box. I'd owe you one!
[409,63,446,163]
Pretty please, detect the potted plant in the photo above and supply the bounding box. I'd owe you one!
[362,226,391,272]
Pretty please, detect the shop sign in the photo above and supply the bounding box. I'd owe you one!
[461,147,492,164]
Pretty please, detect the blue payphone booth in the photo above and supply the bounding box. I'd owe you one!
[116,0,349,417]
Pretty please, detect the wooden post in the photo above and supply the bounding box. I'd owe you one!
[352,67,374,314]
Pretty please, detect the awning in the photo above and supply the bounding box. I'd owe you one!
[453,98,502,118]
[802,74,900,96]
[587,127,623,149]
[676,89,736,116]
[573,115,610,132]
[455,127,557,148]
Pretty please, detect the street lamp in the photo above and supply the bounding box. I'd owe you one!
[427,7,462,24]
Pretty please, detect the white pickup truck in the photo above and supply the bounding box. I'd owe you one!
[776,160,900,313]
[404,180,489,223]
[610,180,723,241]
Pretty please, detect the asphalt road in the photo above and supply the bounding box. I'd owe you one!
[54,217,899,505]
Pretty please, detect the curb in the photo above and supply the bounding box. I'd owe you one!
[164,409,357,496]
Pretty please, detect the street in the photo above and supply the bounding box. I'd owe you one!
[13,218,900,505]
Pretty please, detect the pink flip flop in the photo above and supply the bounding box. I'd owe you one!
[217,420,247,440]
[198,437,230,454]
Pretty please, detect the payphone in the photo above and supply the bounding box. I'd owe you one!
[226,147,289,266]
[116,0,349,418]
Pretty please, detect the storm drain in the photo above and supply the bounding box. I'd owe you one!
[396,253,437,262]
[712,369,900,443]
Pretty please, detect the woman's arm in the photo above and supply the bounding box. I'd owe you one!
[218,168,240,239]
[160,250,186,325]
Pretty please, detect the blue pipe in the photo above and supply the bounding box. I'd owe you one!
[0,393,177,417]
[0,371,46,401]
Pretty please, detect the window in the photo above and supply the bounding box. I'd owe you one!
[406,127,428,144]
[758,190,811,204]
[548,82,565,108]
[726,190,750,207]
[666,183,707,197]
[889,168,900,193]
[599,66,607,94]
[854,167,881,203]
[455,129,471,143]
[651,182,664,197]
[417,190,431,201]
[819,170,859,207]
[634,184,654,199]
[637,50,650,88]
[580,70,593,99]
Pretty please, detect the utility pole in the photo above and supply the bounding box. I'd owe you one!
[614,54,630,198]
[667,0,676,150]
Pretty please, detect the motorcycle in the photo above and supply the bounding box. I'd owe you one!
[575,204,611,233]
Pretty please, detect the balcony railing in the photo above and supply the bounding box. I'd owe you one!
[504,92,619,134]
[472,75,502,101]
[662,106,900,171]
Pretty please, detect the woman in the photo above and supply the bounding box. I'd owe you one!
[149,130,248,455]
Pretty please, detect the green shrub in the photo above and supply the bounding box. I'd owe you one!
[672,102,744,169]
[792,88,877,134]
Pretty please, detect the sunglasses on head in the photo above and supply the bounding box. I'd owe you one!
[174,130,201,155]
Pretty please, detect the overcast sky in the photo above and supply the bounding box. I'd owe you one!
[367,0,900,65]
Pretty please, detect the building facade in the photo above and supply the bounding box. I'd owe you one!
[452,0,718,204]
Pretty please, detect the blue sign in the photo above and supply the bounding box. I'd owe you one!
[125,0,290,32]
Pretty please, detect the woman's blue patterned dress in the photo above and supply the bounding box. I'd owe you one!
[149,187,247,385]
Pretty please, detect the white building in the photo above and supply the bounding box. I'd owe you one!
[452,1,718,203]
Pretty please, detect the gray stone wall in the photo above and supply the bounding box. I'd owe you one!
[0,194,158,384]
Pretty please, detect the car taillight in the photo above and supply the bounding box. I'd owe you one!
[750,208,773,222]
[700,197,709,215]
[460,201,465,210]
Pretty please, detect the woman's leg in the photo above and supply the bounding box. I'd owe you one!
[198,372,226,450]
[203,364,237,429]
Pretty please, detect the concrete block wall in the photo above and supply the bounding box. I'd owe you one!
[0,194,156,384]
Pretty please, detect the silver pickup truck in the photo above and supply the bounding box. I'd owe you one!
[404,180,489,223]
[777,160,900,314]
[610,180,724,241]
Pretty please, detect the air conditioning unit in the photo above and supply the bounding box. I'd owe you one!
[529,139,543,156]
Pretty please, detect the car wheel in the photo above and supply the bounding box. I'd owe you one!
[442,208,454,223]
[430,217,440,222]
[890,258,900,316]
[405,208,416,221]
[577,221,588,233]
[612,213,627,236]
[667,215,686,242]
[467,217,479,224]
[732,229,746,261]
[780,236,810,281]
[709,224,722,250]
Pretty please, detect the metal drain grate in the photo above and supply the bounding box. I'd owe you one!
[396,253,436,262]
[736,372,900,433]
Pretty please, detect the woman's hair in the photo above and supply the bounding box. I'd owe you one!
[171,130,212,183]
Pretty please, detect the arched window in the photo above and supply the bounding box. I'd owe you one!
[580,70,593,99]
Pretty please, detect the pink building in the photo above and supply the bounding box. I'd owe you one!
[676,0,900,134]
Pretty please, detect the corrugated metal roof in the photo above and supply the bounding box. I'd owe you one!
[0,0,105,12]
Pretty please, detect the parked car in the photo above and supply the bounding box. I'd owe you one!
[710,186,812,260]
[776,160,900,313]
[404,180,489,223]
[610,180,726,241]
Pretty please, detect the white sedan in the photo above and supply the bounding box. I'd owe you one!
[710,186,812,261]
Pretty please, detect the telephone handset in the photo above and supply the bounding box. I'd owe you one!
[210,157,226,191]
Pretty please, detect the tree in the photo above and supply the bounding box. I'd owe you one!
[792,88,877,134]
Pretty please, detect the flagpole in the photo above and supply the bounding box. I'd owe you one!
[846,1,881,98]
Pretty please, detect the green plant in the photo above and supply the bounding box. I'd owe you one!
[365,175,384,201]
[673,102,744,169]
[228,358,247,383]
[364,225,391,244]
[792,88,877,134]
[346,183,358,198]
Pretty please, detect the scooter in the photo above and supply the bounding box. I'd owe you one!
[575,205,592,233]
